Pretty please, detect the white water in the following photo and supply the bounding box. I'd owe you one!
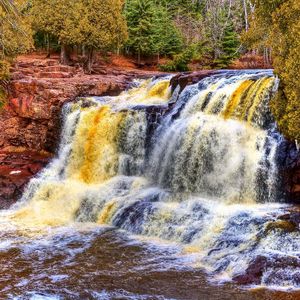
[1,70,300,292]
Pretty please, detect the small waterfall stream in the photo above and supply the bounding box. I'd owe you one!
[2,70,300,294]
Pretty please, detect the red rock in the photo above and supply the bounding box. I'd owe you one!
[0,151,52,209]
[37,71,73,79]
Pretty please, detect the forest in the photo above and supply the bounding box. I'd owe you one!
[0,0,299,141]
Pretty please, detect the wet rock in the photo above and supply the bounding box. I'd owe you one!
[264,220,297,234]
[277,140,300,203]
[278,211,300,229]
[170,71,217,94]
[0,151,52,209]
[233,255,268,285]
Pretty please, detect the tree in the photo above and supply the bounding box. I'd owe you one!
[0,0,33,106]
[0,0,32,60]
[269,0,300,142]
[125,0,156,64]
[31,0,127,69]
[214,21,239,68]
[31,0,81,64]
[243,0,300,142]
[125,0,183,64]
[151,5,183,62]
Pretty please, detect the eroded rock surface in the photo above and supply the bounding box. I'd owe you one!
[0,57,162,208]
[0,151,51,208]
[0,58,160,153]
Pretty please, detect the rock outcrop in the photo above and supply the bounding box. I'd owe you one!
[0,151,51,208]
[0,57,161,208]
[278,141,300,203]
[0,58,160,153]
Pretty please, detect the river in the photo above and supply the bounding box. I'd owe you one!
[0,70,299,299]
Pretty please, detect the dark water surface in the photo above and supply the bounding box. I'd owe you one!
[0,226,298,300]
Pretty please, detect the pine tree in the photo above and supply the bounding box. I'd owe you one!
[125,0,183,64]
[215,22,239,68]
[125,0,155,64]
[151,5,183,62]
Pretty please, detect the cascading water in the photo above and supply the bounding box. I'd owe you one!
[2,70,300,295]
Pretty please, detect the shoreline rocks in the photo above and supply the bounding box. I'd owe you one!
[0,151,52,208]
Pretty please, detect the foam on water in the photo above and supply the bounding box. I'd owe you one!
[1,70,299,291]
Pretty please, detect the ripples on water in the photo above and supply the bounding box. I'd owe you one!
[0,226,299,300]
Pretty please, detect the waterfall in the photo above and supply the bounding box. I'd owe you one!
[7,70,300,289]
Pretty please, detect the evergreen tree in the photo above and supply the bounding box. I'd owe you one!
[125,0,156,64]
[31,0,127,69]
[125,0,182,64]
[151,5,183,62]
[78,0,127,72]
[215,22,239,68]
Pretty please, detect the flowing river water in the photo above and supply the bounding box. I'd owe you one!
[0,70,300,299]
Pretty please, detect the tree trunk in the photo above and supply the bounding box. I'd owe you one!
[60,44,70,65]
[46,34,50,58]
[82,45,86,57]
[243,0,249,32]
[137,50,141,66]
[84,48,94,74]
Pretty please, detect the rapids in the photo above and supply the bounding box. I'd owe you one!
[1,70,300,298]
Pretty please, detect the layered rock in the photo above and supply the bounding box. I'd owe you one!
[0,151,51,208]
[0,58,160,153]
[0,57,161,208]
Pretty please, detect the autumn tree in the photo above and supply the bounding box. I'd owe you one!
[243,0,300,142]
[0,0,33,106]
[31,0,127,70]
[0,0,32,63]
[269,0,300,142]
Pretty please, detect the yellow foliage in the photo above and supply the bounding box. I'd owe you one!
[31,0,127,51]
[243,0,300,141]
[0,0,33,59]
[270,0,300,142]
